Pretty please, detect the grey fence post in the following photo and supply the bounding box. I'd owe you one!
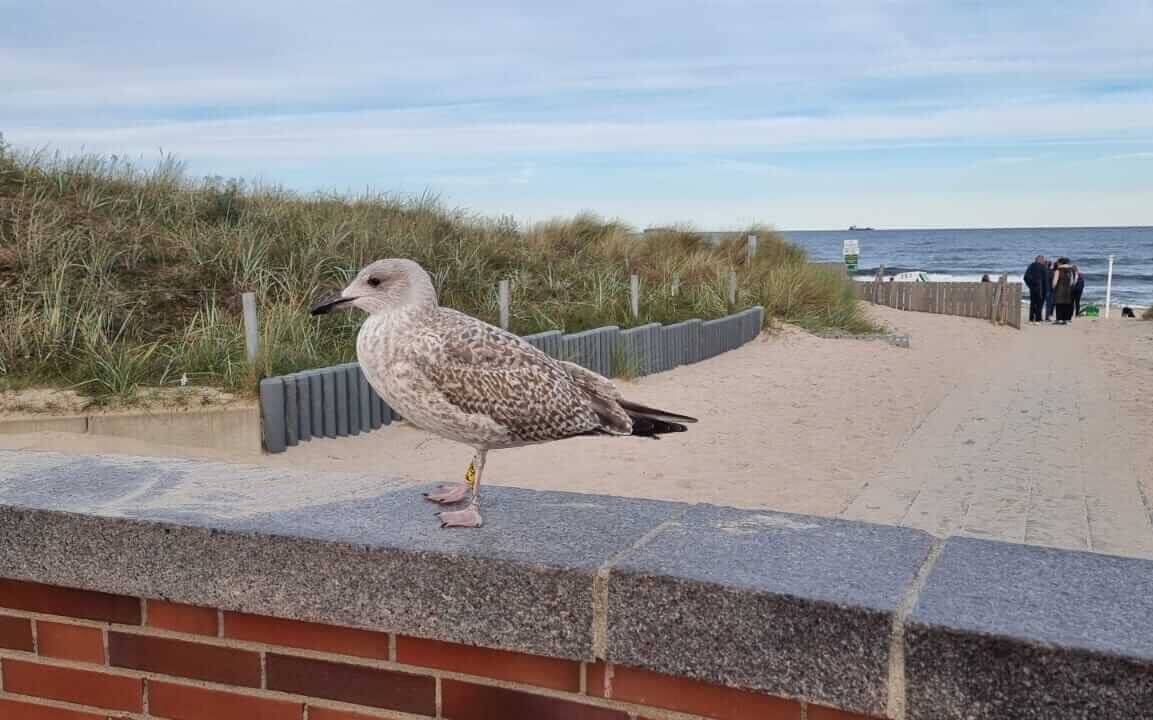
[296,373,312,441]
[728,271,737,305]
[259,378,286,453]
[335,368,349,436]
[284,375,299,447]
[671,273,680,297]
[322,369,337,438]
[747,234,757,263]
[344,364,361,436]
[499,280,510,330]
[309,374,324,438]
[357,368,372,433]
[630,274,640,318]
[242,292,260,361]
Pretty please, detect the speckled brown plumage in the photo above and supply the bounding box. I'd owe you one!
[311,258,696,527]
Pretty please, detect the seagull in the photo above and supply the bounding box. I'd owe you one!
[310,258,697,528]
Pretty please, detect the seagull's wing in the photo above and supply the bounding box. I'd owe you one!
[556,360,631,435]
[411,310,612,443]
[559,359,695,436]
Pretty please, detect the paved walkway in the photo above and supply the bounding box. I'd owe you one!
[842,316,1153,559]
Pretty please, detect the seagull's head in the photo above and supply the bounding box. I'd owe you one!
[310,258,437,316]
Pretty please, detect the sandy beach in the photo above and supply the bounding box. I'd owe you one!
[5,306,1152,558]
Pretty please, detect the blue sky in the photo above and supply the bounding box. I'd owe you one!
[3,0,1152,229]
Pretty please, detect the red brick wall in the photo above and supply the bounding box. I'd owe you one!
[0,579,881,720]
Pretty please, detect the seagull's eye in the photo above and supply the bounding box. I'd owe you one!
[367,277,381,288]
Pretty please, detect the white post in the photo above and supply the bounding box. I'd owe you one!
[241,292,260,361]
[671,273,680,297]
[630,274,640,318]
[728,271,737,305]
[747,234,757,263]
[498,280,510,330]
[1105,255,1114,318]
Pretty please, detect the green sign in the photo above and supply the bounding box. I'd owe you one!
[843,239,860,271]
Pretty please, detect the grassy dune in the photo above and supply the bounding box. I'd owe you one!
[0,141,872,400]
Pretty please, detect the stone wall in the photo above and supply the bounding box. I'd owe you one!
[1,450,1151,719]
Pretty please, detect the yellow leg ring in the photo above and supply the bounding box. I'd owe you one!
[464,462,477,489]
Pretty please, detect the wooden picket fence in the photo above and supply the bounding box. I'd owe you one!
[856,273,1022,328]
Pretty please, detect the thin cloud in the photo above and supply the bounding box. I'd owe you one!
[3,0,1152,227]
[9,94,1152,160]
[1104,151,1153,160]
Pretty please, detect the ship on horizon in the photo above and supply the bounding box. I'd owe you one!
[848,225,875,231]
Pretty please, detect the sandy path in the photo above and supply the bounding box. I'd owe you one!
[844,311,1153,558]
[5,307,1152,558]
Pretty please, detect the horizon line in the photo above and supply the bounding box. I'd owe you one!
[777,224,1153,233]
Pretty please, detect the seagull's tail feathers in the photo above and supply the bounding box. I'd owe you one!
[621,400,695,438]
[617,399,698,425]
[626,413,689,438]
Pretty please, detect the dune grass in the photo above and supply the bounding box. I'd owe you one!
[0,141,873,400]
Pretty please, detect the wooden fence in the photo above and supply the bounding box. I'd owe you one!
[856,275,1022,328]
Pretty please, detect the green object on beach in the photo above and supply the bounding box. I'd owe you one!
[1082,304,1100,317]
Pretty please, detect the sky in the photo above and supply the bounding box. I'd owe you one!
[3,0,1153,229]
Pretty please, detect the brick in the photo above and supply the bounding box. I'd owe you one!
[266,653,435,716]
[441,680,628,720]
[149,680,303,720]
[307,708,382,720]
[108,631,261,687]
[609,665,802,720]
[585,661,608,698]
[224,612,389,659]
[147,600,219,636]
[36,621,105,664]
[0,658,143,711]
[0,614,34,652]
[0,579,141,624]
[397,635,580,692]
[0,698,107,720]
[807,706,883,720]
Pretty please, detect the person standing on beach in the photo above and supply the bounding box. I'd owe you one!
[1024,255,1048,323]
[1052,257,1078,325]
[1044,259,1057,321]
[1072,265,1085,317]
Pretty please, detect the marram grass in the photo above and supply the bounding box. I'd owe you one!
[0,142,874,400]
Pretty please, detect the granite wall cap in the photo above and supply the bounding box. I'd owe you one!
[905,536,1153,719]
[0,450,681,659]
[606,504,935,715]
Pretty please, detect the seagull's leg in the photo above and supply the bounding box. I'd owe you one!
[438,449,485,528]
[423,455,477,504]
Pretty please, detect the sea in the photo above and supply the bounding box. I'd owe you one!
[782,226,1153,308]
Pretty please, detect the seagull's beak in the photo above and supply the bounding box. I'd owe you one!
[309,294,355,315]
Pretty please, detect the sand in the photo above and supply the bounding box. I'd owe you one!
[0,386,244,417]
[4,306,1152,558]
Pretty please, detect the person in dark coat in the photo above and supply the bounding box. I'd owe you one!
[1071,265,1085,317]
[1023,255,1048,323]
[1044,259,1056,321]
[1052,257,1078,324]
